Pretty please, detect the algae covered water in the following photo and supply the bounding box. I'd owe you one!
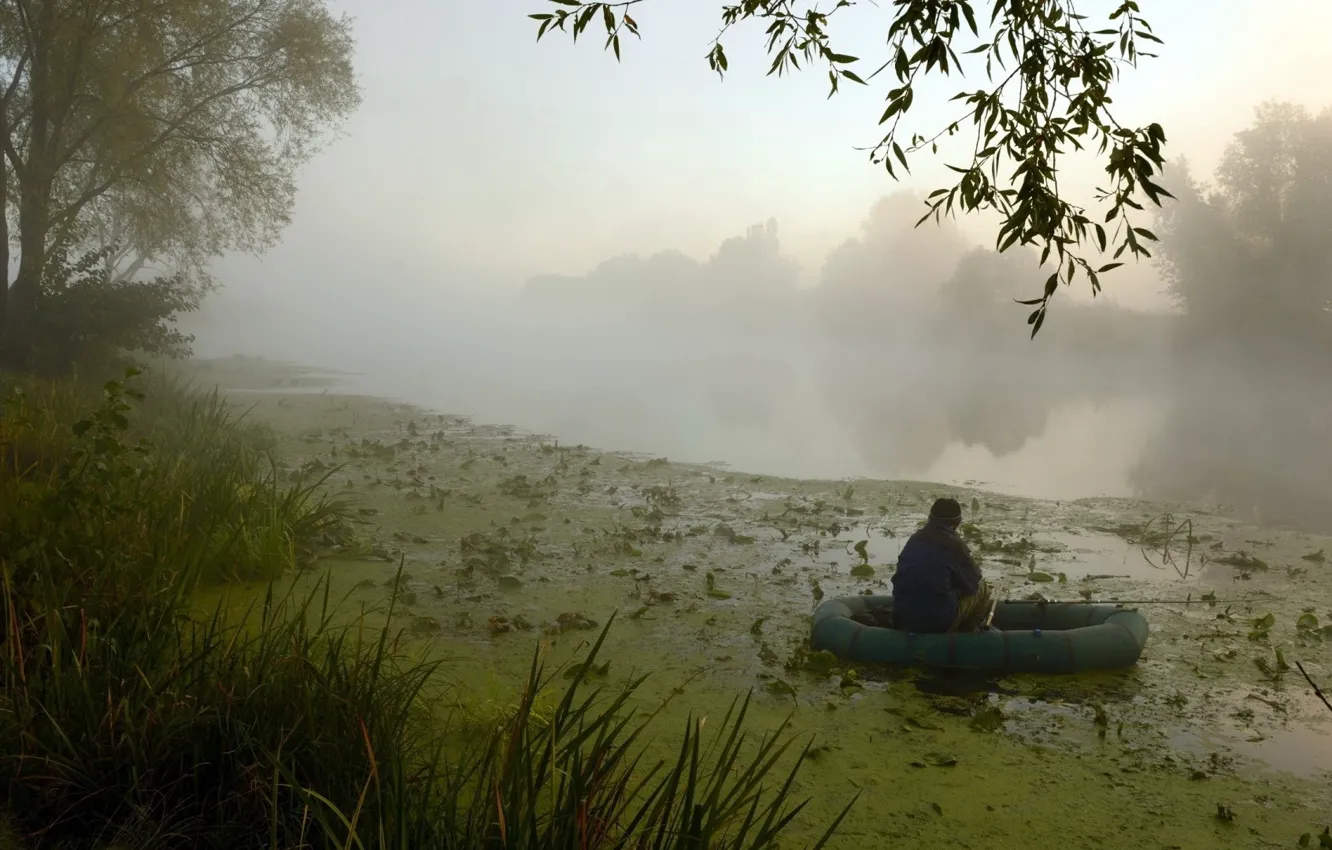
[189,356,1332,848]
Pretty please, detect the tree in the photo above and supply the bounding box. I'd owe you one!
[1156,103,1332,365]
[0,0,360,363]
[528,0,1171,336]
[815,191,971,335]
[1133,102,1332,531]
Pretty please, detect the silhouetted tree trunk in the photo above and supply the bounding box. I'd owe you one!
[1,6,52,364]
[0,111,8,339]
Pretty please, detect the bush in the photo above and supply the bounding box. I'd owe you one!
[1,246,200,377]
[0,372,851,849]
[0,369,350,596]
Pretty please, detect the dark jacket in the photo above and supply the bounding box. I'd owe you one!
[891,518,982,633]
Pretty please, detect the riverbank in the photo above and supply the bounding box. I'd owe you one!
[188,354,1332,848]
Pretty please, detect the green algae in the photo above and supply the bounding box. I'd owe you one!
[178,356,1332,848]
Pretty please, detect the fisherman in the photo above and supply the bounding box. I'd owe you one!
[891,497,994,633]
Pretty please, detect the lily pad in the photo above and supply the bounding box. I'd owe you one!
[801,650,839,677]
[1247,611,1276,640]
[1027,571,1055,583]
[903,715,942,731]
[909,752,958,768]
[564,660,611,679]
[970,704,1006,733]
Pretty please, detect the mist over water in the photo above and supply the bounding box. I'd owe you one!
[197,315,1159,501]
[193,97,1332,535]
[187,195,1172,503]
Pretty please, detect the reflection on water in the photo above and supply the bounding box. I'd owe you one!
[913,671,1019,697]
[922,398,1165,501]
[1036,530,1172,583]
[1185,688,1332,779]
[1169,720,1332,780]
[262,359,1160,503]
[1234,722,1332,779]
[192,303,1162,502]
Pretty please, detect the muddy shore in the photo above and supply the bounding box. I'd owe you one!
[181,355,1332,848]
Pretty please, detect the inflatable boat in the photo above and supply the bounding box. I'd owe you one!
[809,594,1150,674]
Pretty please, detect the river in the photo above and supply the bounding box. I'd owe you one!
[186,295,1162,502]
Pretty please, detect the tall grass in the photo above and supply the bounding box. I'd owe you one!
[0,369,852,849]
[0,368,350,594]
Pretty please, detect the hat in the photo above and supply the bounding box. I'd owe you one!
[929,497,962,521]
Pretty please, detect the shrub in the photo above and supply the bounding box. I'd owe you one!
[0,369,350,598]
[1,245,200,377]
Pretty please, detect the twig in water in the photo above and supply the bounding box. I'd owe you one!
[1295,661,1332,716]
[1136,513,1195,580]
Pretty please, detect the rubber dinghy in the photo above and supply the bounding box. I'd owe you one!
[810,595,1150,674]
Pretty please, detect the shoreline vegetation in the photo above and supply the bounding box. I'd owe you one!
[3,355,1331,848]
[0,365,848,849]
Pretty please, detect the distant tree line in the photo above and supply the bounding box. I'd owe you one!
[524,101,1332,530]
[528,0,1173,337]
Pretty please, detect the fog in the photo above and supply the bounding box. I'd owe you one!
[180,0,1332,526]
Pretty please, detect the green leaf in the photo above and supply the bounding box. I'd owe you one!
[528,0,1168,339]
[960,2,978,35]
[1030,308,1047,338]
[892,142,908,172]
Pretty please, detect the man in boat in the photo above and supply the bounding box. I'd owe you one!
[890,497,995,633]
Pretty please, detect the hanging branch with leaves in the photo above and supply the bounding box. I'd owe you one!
[528,0,1172,337]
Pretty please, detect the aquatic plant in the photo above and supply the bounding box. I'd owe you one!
[0,370,853,848]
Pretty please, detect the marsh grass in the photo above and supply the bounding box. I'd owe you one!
[0,369,351,591]
[0,369,851,849]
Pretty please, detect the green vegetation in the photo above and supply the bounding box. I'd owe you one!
[0,371,844,848]
[0,0,361,372]
[528,0,1171,333]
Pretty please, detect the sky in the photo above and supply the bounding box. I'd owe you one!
[211,0,1332,312]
